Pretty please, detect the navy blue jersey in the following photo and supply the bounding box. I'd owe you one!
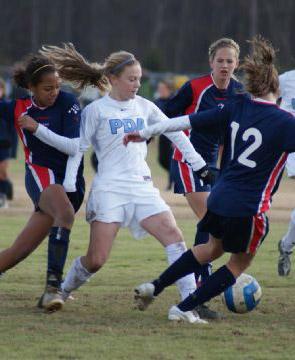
[164,74,245,166]
[9,91,83,178]
[189,96,295,216]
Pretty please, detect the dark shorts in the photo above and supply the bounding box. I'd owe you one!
[170,159,211,194]
[0,148,10,162]
[197,210,269,254]
[25,163,85,213]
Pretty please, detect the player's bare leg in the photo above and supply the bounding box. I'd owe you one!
[0,211,53,271]
[61,221,120,300]
[138,211,202,322]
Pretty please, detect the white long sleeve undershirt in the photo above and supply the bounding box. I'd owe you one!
[139,115,191,140]
[138,115,205,171]
[163,130,205,171]
[62,151,84,192]
[34,124,80,156]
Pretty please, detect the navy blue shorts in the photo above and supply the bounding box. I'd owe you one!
[25,163,85,213]
[197,210,269,254]
[170,159,211,194]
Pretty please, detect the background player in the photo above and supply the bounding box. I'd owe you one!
[0,78,17,208]
[277,69,295,275]
[159,38,243,319]
[125,36,295,323]
[0,54,85,312]
[40,44,211,322]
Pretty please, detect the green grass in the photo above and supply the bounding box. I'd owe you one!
[0,217,294,360]
[1,140,294,359]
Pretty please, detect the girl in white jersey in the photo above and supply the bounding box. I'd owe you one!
[41,44,210,322]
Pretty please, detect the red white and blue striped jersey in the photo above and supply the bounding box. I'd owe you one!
[8,91,82,178]
[188,96,295,216]
[163,74,245,166]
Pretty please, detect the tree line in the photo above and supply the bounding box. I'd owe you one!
[0,0,294,73]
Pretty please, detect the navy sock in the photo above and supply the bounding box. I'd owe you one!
[0,179,13,199]
[198,263,212,284]
[194,229,212,285]
[178,265,236,312]
[47,227,70,288]
[152,249,201,296]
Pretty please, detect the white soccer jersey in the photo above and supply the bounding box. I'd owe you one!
[279,71,295,176]
[80,94,205,190]
[279,70,295,116]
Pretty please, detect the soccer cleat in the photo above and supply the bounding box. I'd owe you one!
[195,304,224,320]
[168,305,208,324]
[37,286,64,312]
[61,283,75,302]
[278,240,292,276]
[134,282,155,311]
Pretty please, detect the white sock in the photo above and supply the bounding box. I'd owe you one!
[62,257,93,294]
[165,242,197,301]
[282,209,295,253]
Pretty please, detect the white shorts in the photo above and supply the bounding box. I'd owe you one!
[86,181,170,239]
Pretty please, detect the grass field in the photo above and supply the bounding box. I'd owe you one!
[0,143,295,360]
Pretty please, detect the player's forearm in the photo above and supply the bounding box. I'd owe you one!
[139,115,191,140]
[63,151,83,192]
[163,130,206,171]
[34,124,79,156]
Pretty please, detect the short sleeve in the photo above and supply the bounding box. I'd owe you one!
[62,93,81,139]
[79,104,98,152]
[163,81,193,117]
[146,100,169,126]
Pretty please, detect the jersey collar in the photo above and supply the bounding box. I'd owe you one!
[253,97,277,105]
[31,96,48,110]
[105,93,134,110]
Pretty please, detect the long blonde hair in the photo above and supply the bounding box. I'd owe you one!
[40,43,138,93]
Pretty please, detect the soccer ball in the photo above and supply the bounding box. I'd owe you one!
[221,273,262,313]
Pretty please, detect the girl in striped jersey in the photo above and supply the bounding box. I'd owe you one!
[126,37,294,323]
[0,54,85,312]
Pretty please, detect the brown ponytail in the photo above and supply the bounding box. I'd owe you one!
[241,36,279,97]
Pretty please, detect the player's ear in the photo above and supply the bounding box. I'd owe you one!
[108,74,117,86]
[209,56,214,70]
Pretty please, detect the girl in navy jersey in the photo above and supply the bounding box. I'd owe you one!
[0,78,16,208]
[125,37,294,323]
[40,44,210,323]
[161,38,243,319]
[0,54,85,312]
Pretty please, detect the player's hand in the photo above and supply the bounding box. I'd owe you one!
[123,132,145,146]
[194,165,215,186]
[18,115,39,133]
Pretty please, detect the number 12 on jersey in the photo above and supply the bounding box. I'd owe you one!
[230,121,262,168]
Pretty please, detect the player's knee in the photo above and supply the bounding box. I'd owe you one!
[54,204,75,227]
[200,239,223,260]
[161,220,183,241]
[87,254,108,273]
